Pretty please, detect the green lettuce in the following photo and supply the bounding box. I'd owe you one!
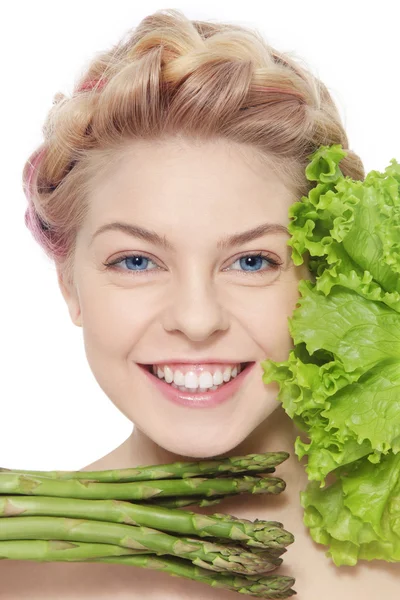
[261,144,400,566]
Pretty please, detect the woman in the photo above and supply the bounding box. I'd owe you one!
[3,8,398,599]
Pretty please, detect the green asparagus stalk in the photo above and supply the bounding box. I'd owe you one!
[85,554,297,598]
[0,451,296,596]
[88,556,297,599]
[0,539,149,560]
[0,515,282,575]
[145,495,224,508]
[0,452,288,482]
[142,491,256,508]
[142,489,285,509]
[0,472,285,501]
[0,540,296,598]
[0,495,293,550]
[95,554,297,599]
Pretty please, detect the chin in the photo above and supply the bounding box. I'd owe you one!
[157,433,244,461]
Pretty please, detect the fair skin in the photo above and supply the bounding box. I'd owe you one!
[2,137,398,598]
[58,136,312,466]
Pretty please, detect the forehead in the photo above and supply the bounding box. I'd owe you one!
[77,140,299,265]
[85,137,296,219]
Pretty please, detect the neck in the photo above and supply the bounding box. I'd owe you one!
[83,405,310,523]
[113,405,308,490]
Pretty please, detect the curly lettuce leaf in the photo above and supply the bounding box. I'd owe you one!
[301,452,400,566]
[261,143,400,564]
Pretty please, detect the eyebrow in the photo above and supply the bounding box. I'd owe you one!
[90,221,290,250]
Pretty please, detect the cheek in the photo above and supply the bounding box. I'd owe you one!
[79,283,151,358]
[248,282,301,362]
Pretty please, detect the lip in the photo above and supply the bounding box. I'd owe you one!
[137,362,256,408]
[142,359,248,365]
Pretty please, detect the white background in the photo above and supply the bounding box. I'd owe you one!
[1,1,399,470]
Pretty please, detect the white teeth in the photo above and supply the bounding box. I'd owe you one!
[183,371,197,389]
[171,383,221,392]
[164,366,174,383]
[198,371,214,389]
[173,370,185,387]
[213,370,223,386]
[222,367,231,382]
[151,363,244,389]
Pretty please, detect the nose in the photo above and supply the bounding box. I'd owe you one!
[162,271,230,342]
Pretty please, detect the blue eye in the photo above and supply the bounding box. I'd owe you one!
[231,254,278,274]
[114,255,157,272]
[104,252,282,276]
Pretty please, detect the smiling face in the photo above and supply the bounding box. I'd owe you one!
[57,136,312,458]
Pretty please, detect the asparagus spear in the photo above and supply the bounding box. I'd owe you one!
[0,452,288,482]
[143,490,282,509]
[0,451,296,596]
[0,495,294,550]
[0,516,282,575]
[145,495,224,508]
[0,472,285,501]
[0,540,296,598]
[142,491,255,507]
[0,538,148,560]
[87,554,297,598]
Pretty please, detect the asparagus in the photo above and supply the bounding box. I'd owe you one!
[142,491,256,508]
[0,452,288,482]
[0,472,285,501]
[0,495,294,550]
[0,539,149,561]
[0,515,283,575]
[143,490,278,509]
[0,452,296,595]
[90,554,297,598]
[0,540,296,598]
[146,495,224,508]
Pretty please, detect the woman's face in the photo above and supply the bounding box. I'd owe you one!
[57,137,312,458]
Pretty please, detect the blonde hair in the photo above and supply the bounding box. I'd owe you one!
[22,9,365,287]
